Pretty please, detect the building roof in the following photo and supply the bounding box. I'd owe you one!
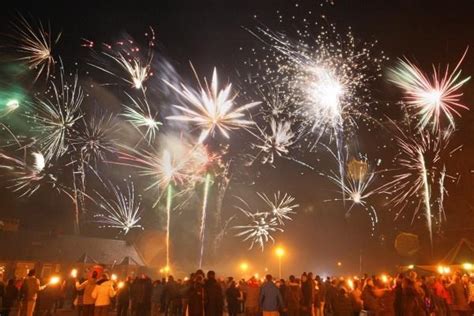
[0,230,145,266]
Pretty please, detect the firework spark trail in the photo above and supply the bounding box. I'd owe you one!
[198,173,211,268]
[10,14,61,82]
[419,148,433,247]
[382,122,454,246]
[438,166,447,227]
[389,49,470,131]
[29,69,83,161]
[93,180,143,234]
[114,136,213,265]
[165,184,173,268]
[165,66,260,143]
[122,93,161,144]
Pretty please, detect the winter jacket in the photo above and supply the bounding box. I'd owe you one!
[243,282,260,309]
[204,278,224,316]
[333,288,353,316]
[301,280,313,308]
[188,282,204,316]
[259,281,283,312]
[3,283,19,308]
[117,282,131,304]
[285,282,302,311]
[77,278,97,305]
[401,287,426,316]
[226,286,241,315]
[448,281,470,311]
[152,283,164,304]
[91,280,116,306]
[362,285,380,312]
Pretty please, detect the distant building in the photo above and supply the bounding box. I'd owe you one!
[0,230,148,280]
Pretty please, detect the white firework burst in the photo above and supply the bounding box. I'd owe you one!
[73,114,119,163]
[11,14,61,82]
[234,212,283,251]
[165,66,260,143]
[258,191,299,224]
[29,70,83,161]
[252,118,296,165]
[0,151,57,197]
[233,191,298,250]
[93,181,143,234]
[389,49,470,131]
[122,94,161,144]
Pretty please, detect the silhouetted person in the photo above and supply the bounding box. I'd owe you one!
[204,271,224,316]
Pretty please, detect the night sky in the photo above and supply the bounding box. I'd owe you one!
[1,0,474,275]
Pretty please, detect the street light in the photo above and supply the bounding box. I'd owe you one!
[240,262,249,274]
[275,246,285,279]
[162,265,171,277]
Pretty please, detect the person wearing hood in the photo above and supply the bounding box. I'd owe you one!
[285,275,302,316]
[259,274,283,316]
[91,274,115,316]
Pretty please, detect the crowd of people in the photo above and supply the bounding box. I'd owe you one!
[1,268,474,316]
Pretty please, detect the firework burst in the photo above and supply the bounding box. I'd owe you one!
[93,180,143,234]
[322,157,383,235]
[233,191,298,250]
[258,191,299,224]
[72,114,119,164]
[122,94,161,144]
[251,118,296,165]
[88,28,155,90]
[234,212,283,251]
[389,49,470,131]
[11,14,61,82]
[0,151,57,197]
[383,124,456,246]
[29,70,83,161]
[116,135,211,205]
[165,66,260,143]
[244,20,386,143]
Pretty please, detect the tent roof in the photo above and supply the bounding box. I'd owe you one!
[0,231,145,266]
[441,238,474,265]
